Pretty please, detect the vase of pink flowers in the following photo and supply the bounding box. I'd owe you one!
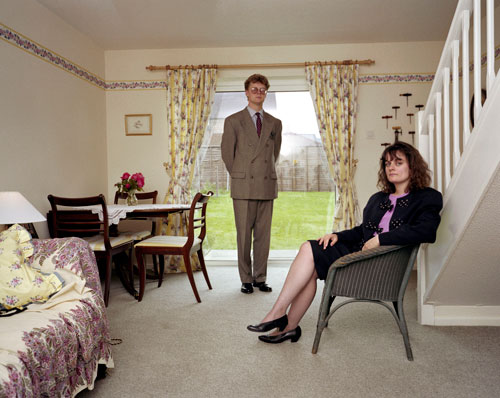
[115,172,145,206]
[126,191,138,206]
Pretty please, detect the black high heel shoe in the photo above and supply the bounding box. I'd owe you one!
[258,326,302,344]
[247,315,288,333]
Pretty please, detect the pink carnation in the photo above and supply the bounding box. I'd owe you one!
[131,173,145,188]
[121,172,130,180]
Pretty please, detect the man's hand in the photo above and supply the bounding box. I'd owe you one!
[362,235,380,251]
[317,233,338,249]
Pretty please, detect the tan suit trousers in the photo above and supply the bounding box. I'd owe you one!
[232,199,274,284]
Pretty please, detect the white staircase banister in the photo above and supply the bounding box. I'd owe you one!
[486,0,495,91]
[417,0,500,326]
[418,0,472,141]
[442,67,451,187]
[434,92,443,194]
[427,114,434,178]
[461,10,470,147]
[451,40,460,170]
[473,0,481,123]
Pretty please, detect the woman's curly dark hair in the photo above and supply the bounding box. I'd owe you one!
[377,142,432,193]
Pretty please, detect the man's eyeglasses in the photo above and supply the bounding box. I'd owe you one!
[249,87,268,94]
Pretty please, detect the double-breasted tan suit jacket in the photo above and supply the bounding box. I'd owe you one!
[221,109,282,199]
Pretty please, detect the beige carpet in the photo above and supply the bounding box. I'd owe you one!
[78,264,500,398]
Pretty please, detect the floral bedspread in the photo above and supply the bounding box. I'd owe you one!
[0,238,114,398]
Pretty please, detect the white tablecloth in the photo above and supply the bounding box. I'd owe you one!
[65,204,190,225]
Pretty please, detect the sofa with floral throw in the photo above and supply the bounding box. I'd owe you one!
[0,232,113,397]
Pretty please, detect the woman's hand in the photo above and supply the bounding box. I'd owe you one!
[362,235,380,251]
[317,233,338,249]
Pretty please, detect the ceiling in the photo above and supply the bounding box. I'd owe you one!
[36,0,460,50]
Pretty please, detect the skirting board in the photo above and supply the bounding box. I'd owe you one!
[419,304,500,326]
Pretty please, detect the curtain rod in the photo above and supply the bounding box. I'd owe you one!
[145,59,375,71]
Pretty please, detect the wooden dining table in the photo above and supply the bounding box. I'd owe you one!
[49,203,192,298]
[82,203,191,224]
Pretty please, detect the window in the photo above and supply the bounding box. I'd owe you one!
[193,91,335,250]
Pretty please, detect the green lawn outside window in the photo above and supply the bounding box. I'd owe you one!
[203,191,336,250]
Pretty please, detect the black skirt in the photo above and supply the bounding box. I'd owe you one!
[308,239,353,280]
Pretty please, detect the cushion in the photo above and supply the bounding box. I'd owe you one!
[0,224,63,311]
[82,234,133,251]
[123,230,152,241]
[135,235,201,248]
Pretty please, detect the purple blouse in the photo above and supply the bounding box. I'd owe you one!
[377,192,409,234]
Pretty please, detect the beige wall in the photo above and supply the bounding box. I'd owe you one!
[0,1,450,237]
[0,0,107,238]
[105,42,442,212]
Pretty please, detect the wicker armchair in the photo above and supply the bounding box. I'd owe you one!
[312,244,420,360]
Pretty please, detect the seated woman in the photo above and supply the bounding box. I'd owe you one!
[247,141,443,344]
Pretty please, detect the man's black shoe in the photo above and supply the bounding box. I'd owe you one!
[241,283,254,294]
[253,281,272,292]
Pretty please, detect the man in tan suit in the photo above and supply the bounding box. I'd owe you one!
[221,74,282,294]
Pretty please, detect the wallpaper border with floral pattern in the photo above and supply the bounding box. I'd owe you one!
[2,22,499,91]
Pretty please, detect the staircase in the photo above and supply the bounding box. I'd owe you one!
[416,0,500,326]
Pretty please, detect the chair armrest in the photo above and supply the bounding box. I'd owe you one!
[331,245,407,269]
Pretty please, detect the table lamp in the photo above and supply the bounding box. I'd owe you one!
[0,191,46,238]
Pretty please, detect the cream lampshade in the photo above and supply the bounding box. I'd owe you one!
[0,191,46,238]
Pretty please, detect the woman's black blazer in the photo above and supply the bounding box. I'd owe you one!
[335,187,443,250]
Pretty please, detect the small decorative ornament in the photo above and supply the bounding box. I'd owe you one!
[400,93,412,106]
[390,218,404,228]
[397,198,410,208]
[382,115,393,129]
[408,131,416,144]
[379,200,394,211]
[392,126,402,142]
[115,172,145,206]
[366,221,384,234]
[392,106,400,119]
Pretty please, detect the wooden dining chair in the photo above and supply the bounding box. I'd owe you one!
[114,190,158,237]
[47,194,134,306]
[114,190,160,279]
[134,191,213,302]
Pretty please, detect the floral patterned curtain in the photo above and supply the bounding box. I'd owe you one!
[306,63,361,231]
[162,66,217,272]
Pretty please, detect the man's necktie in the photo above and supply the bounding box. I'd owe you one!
[256,112,262,138]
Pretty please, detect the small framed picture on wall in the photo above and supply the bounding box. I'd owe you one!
[125,114,152,136]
